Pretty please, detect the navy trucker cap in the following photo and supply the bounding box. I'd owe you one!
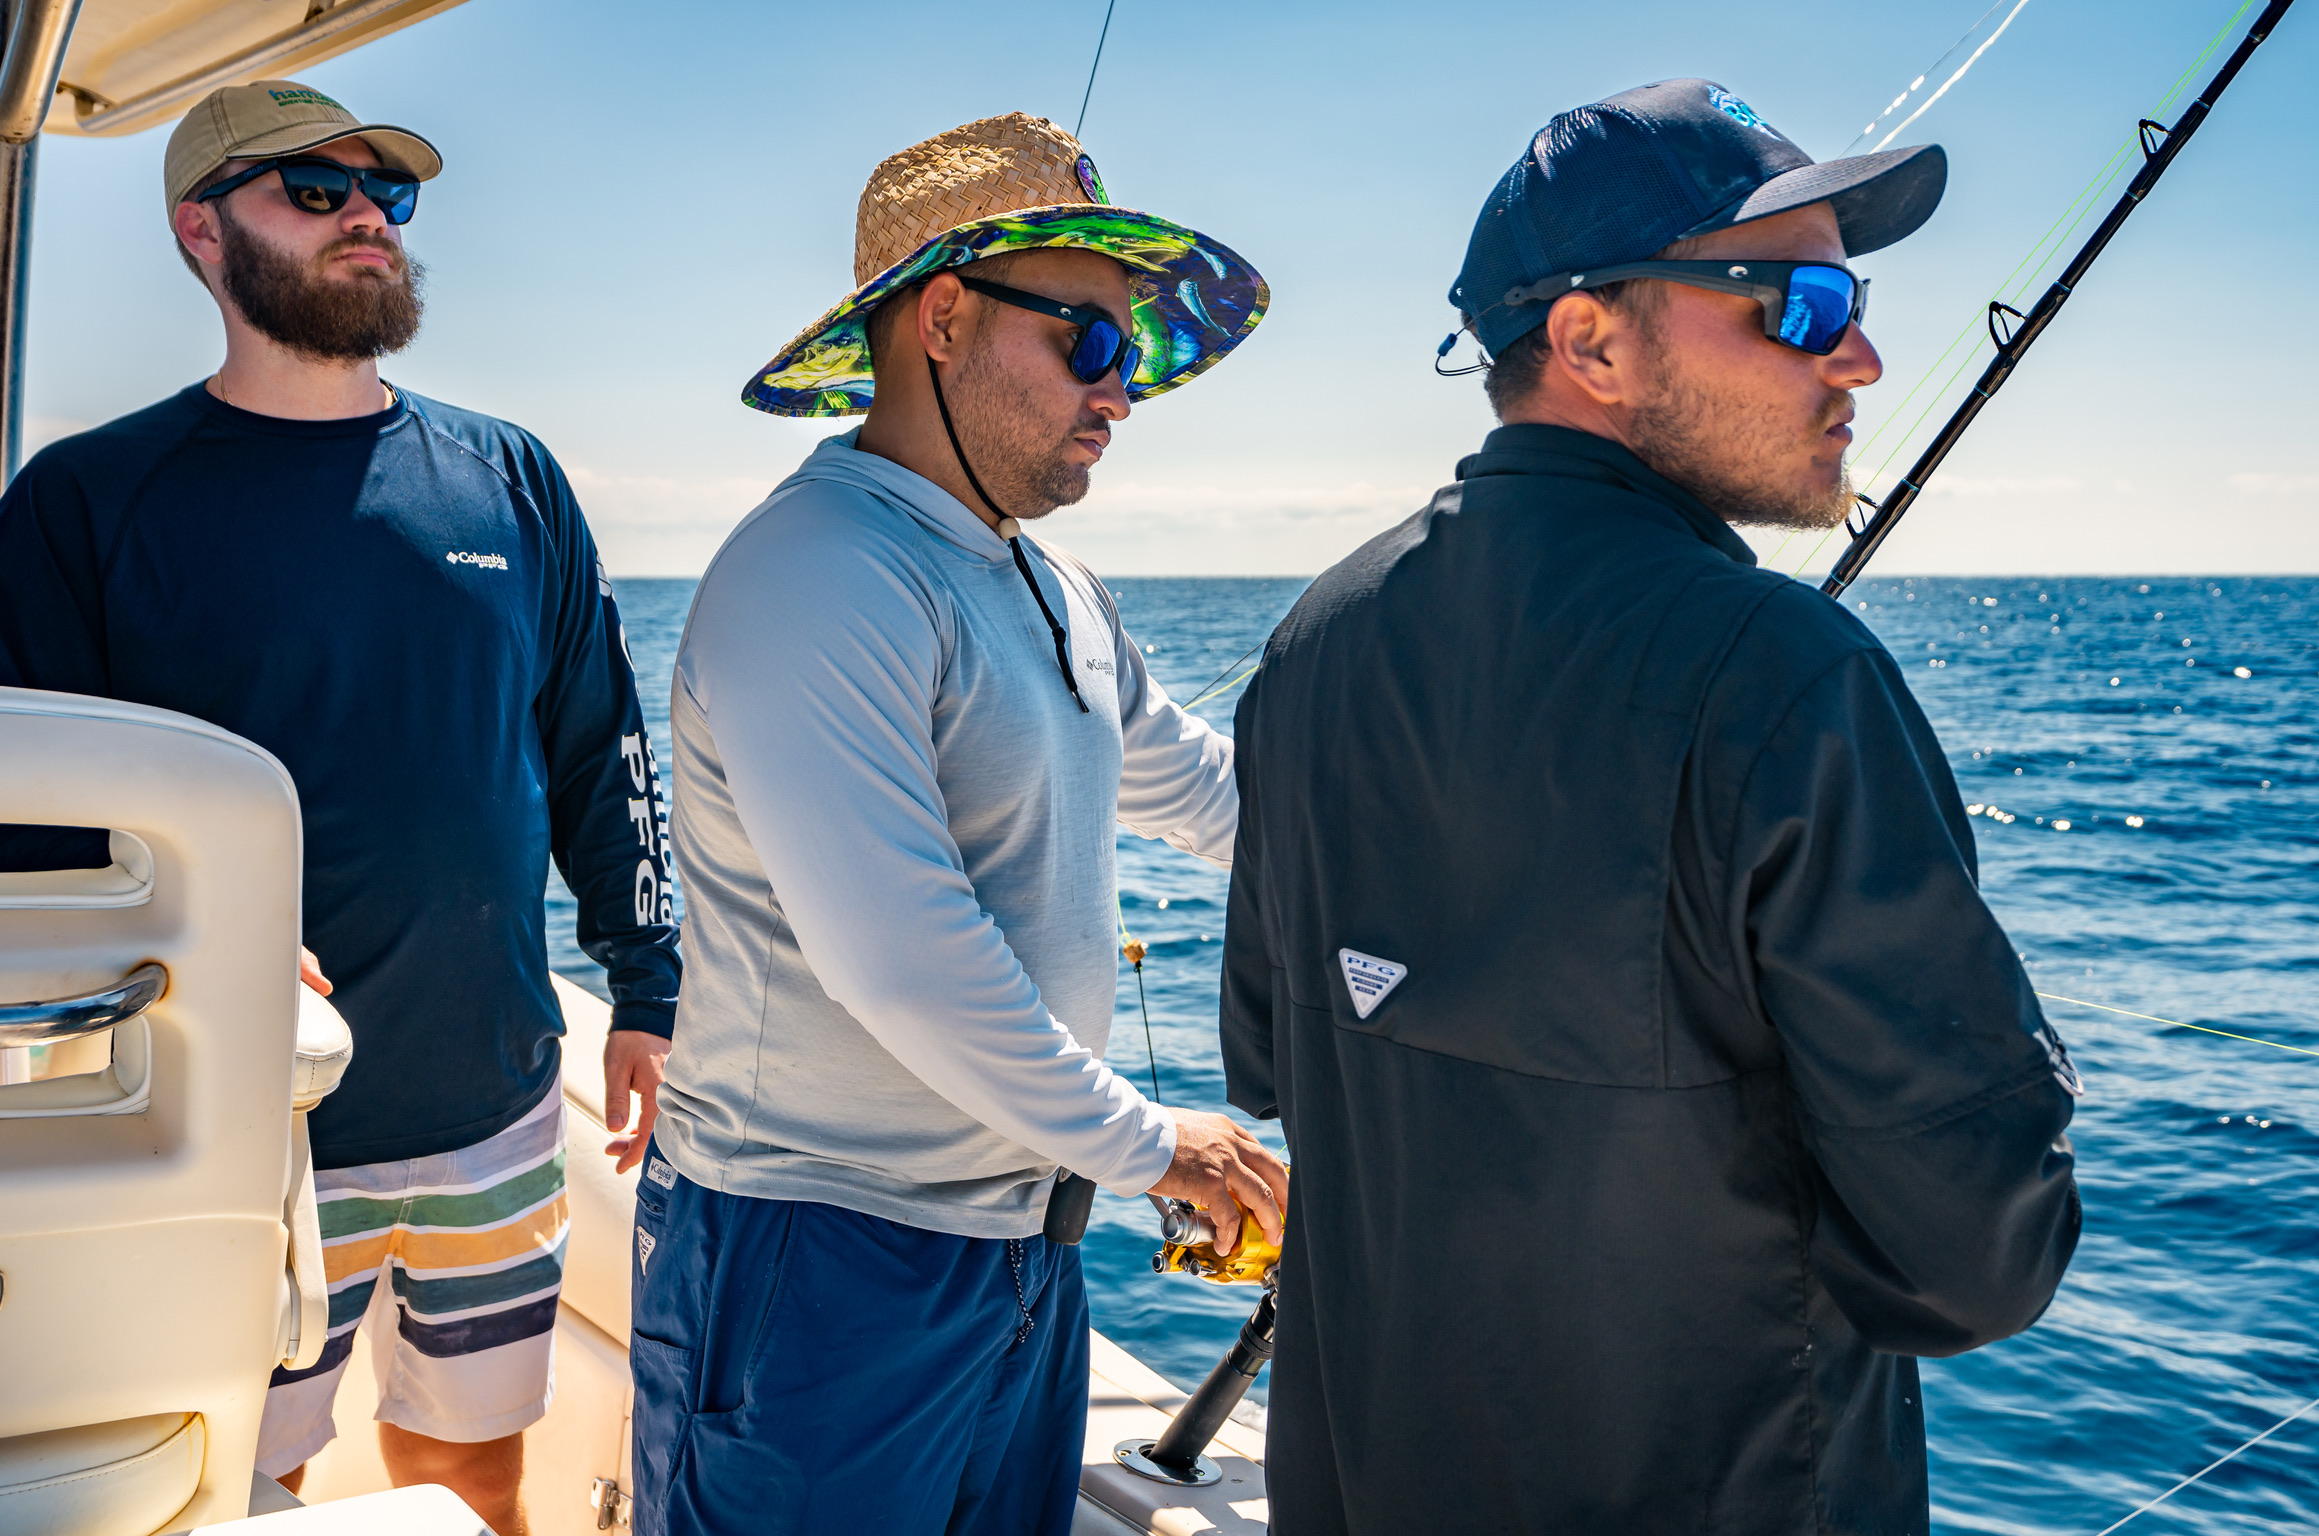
[1451,79,1947,358]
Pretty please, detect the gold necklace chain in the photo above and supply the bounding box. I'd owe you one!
[209,373,395,411]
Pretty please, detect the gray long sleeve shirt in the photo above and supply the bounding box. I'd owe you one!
[653,431,1236,1238]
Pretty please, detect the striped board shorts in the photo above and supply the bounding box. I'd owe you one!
[256,1079,568,1475]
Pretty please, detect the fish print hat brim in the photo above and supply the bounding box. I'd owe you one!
[743,204,1269,418]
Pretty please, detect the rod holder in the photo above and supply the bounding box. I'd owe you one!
[1114,1289,1277,1487]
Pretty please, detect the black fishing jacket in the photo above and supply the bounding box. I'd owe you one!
[1221,425,2082,1535]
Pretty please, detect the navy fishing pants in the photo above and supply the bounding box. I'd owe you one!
[628,1146,1089,1536]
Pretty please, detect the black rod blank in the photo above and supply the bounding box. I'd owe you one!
[1821,0,2296,598]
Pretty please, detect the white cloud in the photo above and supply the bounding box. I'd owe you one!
[2227,471,2319,496]
[564,464,777,576]
[1922,474,2086,498]
[1082,477,1434,527]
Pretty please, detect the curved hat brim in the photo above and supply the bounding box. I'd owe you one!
[227,122,443,183]
[1678,142,1948,258]
[742,204,1269,419]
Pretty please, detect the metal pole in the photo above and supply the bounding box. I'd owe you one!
[0,132,31,484]
[1820,0,2297,597]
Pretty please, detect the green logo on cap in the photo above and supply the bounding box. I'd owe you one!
[267,87,345,111]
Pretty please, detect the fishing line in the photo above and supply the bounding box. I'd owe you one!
[1842,0,2011,156]
[1870,0,2035,152]
[2037,993,2319,1059]
[1790,0,2269,580]
[2087,1392,2319,1534]
[1180,636,1265,712]
[1117,896,1163,1101]
[1073,0,1119,140]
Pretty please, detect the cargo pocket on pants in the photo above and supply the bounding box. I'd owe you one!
[628,1334,696,1536]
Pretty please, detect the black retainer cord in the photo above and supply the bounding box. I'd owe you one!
[928,354,1088,713]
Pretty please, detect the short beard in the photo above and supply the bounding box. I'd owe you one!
[218,205,425,363]
[944,337,1098,519]
[1625,345,1856,531]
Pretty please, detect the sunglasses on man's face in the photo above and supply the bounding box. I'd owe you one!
[1533,259,1869,356]
[197,155,422,227]
[957,275,1143,386]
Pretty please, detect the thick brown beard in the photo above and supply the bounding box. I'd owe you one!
[946,337,1100,519]
[218,204,426,363]
[1625,346,1856,531]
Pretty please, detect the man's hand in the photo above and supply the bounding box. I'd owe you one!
[1147,1109,1289,1256]
[603,1029,671,1176]
[298,946,332,997]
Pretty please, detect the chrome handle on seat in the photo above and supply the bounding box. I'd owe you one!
[0,962,167,1047]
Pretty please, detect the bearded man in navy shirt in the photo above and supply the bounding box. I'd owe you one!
[0,82,680,1535]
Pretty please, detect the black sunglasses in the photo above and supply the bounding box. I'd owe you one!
[957,275,1142,386]
[197,155,422,226]
[1509,259,1869,356]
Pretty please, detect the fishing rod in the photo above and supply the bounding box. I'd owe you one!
[1821,0,2297,598]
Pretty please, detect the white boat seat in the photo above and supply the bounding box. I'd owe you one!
[0,687,313,1532]
[291,988,354,1112]
[0,1414,205,1536]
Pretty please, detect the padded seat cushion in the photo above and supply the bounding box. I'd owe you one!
[0,1411,204,1536]
[291,989,354,1111]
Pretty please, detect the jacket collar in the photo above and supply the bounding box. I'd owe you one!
[1455,424,1759,568]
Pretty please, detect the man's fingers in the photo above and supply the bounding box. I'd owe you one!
[1210,1180,1242,1255]
[1230,1166,1285,1245]
[620,1087,661,1176]
[603,1055,631,1132]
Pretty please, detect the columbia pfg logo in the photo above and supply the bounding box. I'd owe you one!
[446,551,508,570]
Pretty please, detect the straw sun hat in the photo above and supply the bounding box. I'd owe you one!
[743,113,1268,417]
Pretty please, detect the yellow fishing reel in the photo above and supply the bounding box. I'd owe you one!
[1148,1197,1280,1286]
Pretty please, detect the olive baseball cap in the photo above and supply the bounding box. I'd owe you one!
[163,80,441,216]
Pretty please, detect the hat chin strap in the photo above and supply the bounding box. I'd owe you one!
[927,354,1089,715]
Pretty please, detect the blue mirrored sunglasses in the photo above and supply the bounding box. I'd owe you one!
[196,155,421,226]
[958,274,1142,385]
[1509,258,1868,356]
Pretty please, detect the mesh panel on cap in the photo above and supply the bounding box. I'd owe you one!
[1529,107,1702,275]
[1449,167,1529,316]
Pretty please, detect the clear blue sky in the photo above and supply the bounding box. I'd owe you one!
[22,0,2318,576]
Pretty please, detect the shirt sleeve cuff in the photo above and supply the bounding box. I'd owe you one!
[1099,1103,1178,1198]
[609,998,676,1038]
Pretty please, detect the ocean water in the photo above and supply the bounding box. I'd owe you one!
[554,572,2317,1535]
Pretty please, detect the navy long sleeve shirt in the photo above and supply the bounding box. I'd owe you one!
[0,383,679,1167]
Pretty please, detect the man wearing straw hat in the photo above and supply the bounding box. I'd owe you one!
[631,114,1285,1534]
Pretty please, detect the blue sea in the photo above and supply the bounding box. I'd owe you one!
[555,572,2316,1535]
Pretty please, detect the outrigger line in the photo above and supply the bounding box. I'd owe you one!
[1845,0,2033,156]
[1073,0,1119,140]
[1816,0,2298,598]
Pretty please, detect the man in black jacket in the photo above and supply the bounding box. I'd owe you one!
[1221,80,2082,1534]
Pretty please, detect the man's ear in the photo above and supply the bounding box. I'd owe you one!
[916,272,974,365]
[1544,293,1635,409]
[172,200,225,274]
